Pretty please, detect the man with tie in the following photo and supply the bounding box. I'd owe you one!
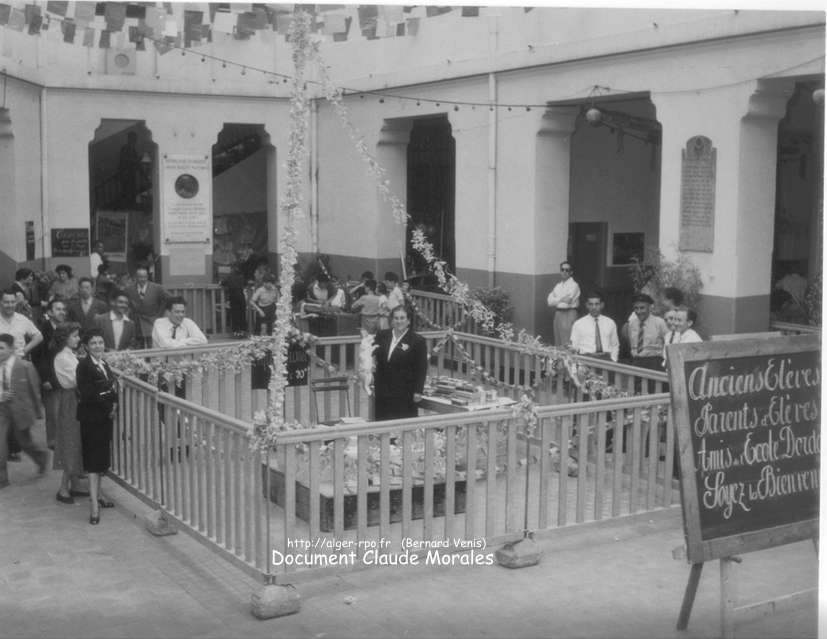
[622,293,668,371]
[151,297,208,349]
[0,333,49,489]
[568,291,619,362]
[67,278,108,333]
[126,265,167,349]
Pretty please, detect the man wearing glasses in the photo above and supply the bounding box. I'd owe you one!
[546,261,580,347]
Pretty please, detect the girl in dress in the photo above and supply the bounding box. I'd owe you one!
[53,323,86,504]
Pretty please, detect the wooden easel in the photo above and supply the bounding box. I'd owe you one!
[666,335,820,639]
[677,539,818,638]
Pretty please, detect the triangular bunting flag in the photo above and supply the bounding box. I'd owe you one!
[332,16,351,41]
[62,18,76,42]
[323,13,346,35]
[7,7,25,30]
[46,1,68,16]
[83,26,95,47]
[28,13,44,35]
[425,6,452,18]
[74,2,95,26]
[212,10,235,34]
[275,13,291,34]
[104,3,126,31]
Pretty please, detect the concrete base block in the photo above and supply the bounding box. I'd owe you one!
[495,537,542,569]
[144,510,178,537]
[251,584,301,619]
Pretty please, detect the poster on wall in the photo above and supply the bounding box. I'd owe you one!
[26,221,35,261]
[161,154,212,248]
[51,228,90,257]
[95,211,128,261]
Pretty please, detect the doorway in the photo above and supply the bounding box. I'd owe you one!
[406,116,455,284]
[212,124,274,282]
[88,120,156,277]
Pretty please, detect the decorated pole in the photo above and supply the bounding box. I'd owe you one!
[250,9,314,621]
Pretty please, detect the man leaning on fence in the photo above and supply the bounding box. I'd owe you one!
[151,297,208,349]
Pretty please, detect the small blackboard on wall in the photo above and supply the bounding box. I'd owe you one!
[666,335,819,564]
[51,228,89,257]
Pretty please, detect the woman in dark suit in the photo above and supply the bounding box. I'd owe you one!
[373,305,428,421]
[77,328,118,525]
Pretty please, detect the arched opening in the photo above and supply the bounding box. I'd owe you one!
[568,95,662,323]
[212,123,275,282]
[88,120,157,277]
[771,80,824,326]
[406,115,455,285]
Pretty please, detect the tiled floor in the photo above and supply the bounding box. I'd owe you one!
[0,423,817,639]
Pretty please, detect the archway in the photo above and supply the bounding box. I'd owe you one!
[406,115,455,285]
[568,95,662,323]
[88,120,157,277]
[771,80,824,325]
[212,123,275,282]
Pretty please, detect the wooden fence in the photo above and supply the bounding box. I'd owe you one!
[125,330,669,426]
[113,374,271,578]
[108,331,678,582]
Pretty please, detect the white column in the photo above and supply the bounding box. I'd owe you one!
[653,79,793,334]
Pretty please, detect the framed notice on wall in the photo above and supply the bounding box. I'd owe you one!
[51,227,89,257]
[161,154,212,248]
[666,335,819,564]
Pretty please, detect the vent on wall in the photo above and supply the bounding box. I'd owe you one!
[106,49,136,75]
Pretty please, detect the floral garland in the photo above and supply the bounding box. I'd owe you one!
[250,11,317,452]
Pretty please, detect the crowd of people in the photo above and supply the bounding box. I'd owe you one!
[0,256,210,526]
[547,261,703,370]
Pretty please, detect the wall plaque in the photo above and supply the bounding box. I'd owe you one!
[679,136,716,252]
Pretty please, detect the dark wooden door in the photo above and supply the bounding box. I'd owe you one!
[569,222,607,296]
[407,117,455,281]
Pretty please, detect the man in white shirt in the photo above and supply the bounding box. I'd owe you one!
[622,293,668,370]
[89,241,105,280]
[674,307,702,344]
[0,289,43,358]
[546,261,581,347]
[151,297,208,349]
[384,272,406,312]
[569,291,619,362]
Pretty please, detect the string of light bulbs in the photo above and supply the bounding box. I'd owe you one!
[3,9,824,113]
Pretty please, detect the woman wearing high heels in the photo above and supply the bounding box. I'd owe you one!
[53,323,87,504]
[76,328,118,525]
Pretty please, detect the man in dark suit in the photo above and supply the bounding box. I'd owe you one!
[0,333,49,488]
[373,305,428,421]
[31,297,68,448]
[93,290,137,351]
[67,277,108,333]
[125,265,167,349]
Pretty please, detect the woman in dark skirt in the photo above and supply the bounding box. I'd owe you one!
[77,328,118,525]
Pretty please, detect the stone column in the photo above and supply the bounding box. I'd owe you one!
[374,118,412,279]
[532,106,579,340]
[653,79,793,335]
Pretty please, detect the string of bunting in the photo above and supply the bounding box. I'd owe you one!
[0,2,589,111]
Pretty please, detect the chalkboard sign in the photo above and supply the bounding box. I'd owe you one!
[666,335,819,563]
[51,228,89,257]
